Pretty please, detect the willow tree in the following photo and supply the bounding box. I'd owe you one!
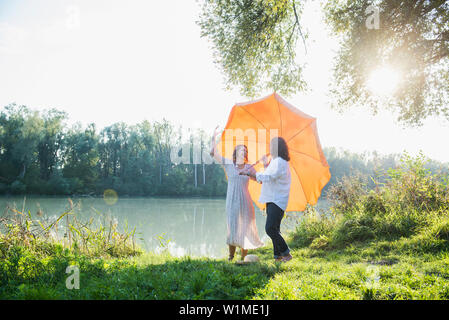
[324,0,449,126]
[198,0,449,126]
[197,0,308,97]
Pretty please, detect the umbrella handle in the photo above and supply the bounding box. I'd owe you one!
[248,153,270,169]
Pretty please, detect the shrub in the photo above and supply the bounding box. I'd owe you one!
[327,173,368,215]
[385,152,449,212]
[290,152,449,250]
[290,206,336,248]
[310,235,330,250]
[332,218,375,245]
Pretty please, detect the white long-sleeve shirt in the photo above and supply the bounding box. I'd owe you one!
[255,157,291,211]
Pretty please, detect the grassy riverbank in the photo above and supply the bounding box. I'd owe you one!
[1,153,448,300]
[1,233,448,300]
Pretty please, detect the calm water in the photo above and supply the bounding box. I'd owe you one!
[0,195,329,258]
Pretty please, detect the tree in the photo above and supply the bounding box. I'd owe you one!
[153,119,174,187]
[98,123,124,179]
[62,122,100,193]
[324,0,449,126]
[198,0,449,126]
[197,0,307,97]
[0,104,42,183]
[37,109,67,180]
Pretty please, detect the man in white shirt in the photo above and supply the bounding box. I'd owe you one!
[241,137,293,262]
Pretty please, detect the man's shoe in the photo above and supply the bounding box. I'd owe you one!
[280,254,292,262]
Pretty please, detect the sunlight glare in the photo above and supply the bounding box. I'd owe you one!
[367,67,400,97]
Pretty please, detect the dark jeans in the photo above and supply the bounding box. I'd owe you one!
[265,202,290,259]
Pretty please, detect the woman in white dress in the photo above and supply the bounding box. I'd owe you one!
[210,127,264,261]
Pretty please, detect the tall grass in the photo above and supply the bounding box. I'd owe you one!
[290,152,449,251]
[0,198,141,259]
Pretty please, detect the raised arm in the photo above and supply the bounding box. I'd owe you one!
[210,126,232,165]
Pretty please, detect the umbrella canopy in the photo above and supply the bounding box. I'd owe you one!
[216,92,331,212]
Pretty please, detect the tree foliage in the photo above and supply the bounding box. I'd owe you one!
[197,0,307,97]
[0,104,446,197]
[324,0,449,126]
[198,0,449,125]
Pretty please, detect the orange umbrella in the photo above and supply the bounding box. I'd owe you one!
[216,92,331,212]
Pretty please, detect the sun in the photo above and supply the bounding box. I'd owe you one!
[366,67,401,97]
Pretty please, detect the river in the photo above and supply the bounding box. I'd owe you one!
[0,195,330,258]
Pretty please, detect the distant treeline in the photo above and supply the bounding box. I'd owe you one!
[0,103,447,197]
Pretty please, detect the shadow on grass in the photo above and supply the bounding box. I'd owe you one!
[1,246,281,300]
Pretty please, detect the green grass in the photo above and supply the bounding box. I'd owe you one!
[1,233,449,300]
[253,239,449,300]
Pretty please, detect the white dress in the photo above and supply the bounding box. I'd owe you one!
[223,163,265,250]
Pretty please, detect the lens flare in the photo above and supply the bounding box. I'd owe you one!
[103,189,118,205]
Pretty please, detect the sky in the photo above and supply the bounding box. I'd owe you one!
[0,0,448,163]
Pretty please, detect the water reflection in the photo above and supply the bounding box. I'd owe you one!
[0,196,329,258]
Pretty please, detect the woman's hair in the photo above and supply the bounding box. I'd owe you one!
[233,144,248,164]
[271,137,290,161]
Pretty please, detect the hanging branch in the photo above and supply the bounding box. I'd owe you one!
[293,0,307,55]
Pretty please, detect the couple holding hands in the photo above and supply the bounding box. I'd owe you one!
[210,127,293,263]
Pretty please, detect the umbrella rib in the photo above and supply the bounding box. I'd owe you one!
[241,107,268,130]
[276,97,283,136]
[289,148,322,163]
[286,119,314,143]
